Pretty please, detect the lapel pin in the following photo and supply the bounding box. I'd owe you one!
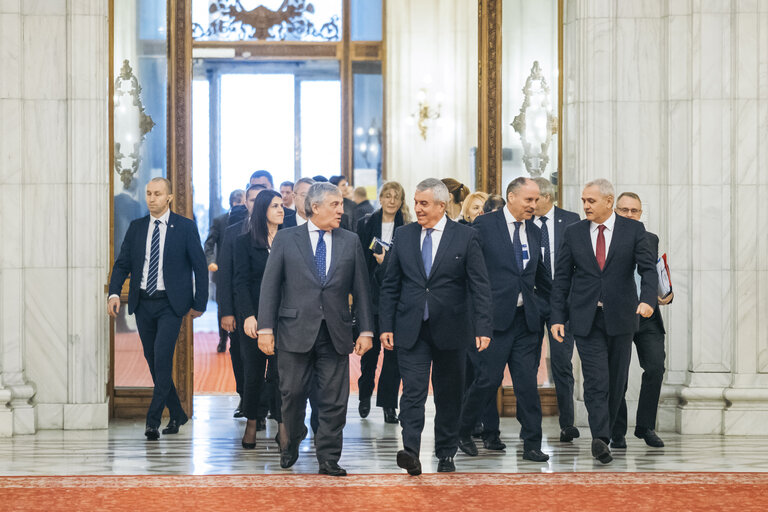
[170,224,174,228]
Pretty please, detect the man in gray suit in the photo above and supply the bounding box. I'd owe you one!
[257,182,374,477]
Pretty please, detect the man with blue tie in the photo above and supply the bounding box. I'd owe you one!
[107,177,208,440]
[379,178,492,475]
[550,179,657,464]
[457,177,552,462]
[532,177,581,443]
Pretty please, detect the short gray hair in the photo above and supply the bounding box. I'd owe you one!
[305,182,341,217]
[415,178,450,205]
[506,177,534,197]
[532,177,555,200]
[295,177,315,189]
[584,178,615,198]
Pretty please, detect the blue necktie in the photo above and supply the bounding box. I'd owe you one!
[539,216,552,277]
[422,228,434,320]
[146,219,161,295]
[315,230,327,285]
[513,221,524,272]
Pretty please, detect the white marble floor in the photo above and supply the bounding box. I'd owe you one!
[1,395,767,476]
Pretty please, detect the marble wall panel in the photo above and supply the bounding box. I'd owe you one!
[68,267,107,404]
[617,0,663,18]
[0,184,22,269]
[0,99,22,184]
[697,0,734,13]
[691,185,730,271]
[70,99,107,185]
[759,269,768,371]
[666,185,691,270]
[734,184,758,270]
[69,0,107,17]
[697,13,732,100]
[693,99,731,185]
[21,15,66,100]
[584,0,613,19]
[69,184,107,269]
[69,14,107,101]
[35,403,63,429]
[759,101,768,185]
[666,269,691,376]
[736,12,759,99]
[759,184,768,268]
[63,403,108,430]
[667,16,691,102]
[584,18,614,102]
[583,101,615,179]
[22,184,68,269]
[22,99,67,185]
[0,1,20,14]
[734,100,758,184]
[616,19,663,102]
[759,13,768,99]
[667,100,691,185]
[616,101,663,185]
[0,268,23,373]
[690,269,732,372]
[734,270,759,373]
[21,0,66,15]
[23,267,68,403]
[668,0,693,16]
[736,0,759,12]
[0,13,21,99]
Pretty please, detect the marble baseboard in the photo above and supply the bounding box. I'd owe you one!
[11,404,35,435]
[63,402,108,430]
[36,403,63,430]
[723,407,768,435]
[677,403,725,434]
[0,408,12,437]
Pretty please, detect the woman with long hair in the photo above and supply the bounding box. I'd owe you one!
[355,181,410,423]
[459,191,489,224]
[441,178,471,220]
[233,189,284,448]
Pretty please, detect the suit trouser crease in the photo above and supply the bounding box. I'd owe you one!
[460,310,543,450]
[543,321,576,428]
[238,327,268,420]
[278,324,349,464]
[397,322,465,459]
[229,325,245,398]
[358,324,401,409]
[135,297,185,428]
[574,309,633,441]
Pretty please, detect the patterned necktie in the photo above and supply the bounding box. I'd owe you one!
[539,216,552,277]
[422,228,434,320]
[146,219,161,295]
[513,222,524,272]
[315,230,327,284]
[596,224,607,270]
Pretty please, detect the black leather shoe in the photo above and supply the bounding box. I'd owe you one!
[233,399,244,418]
[383,408,399,424]
[471,422,484,438]
[255,417,266,431]
[217,338,227,353]
[161,414,188,435]
[635,429,665,447]
[144,426,160,440]
[522,448,550,462]
[318,460,347,477]
[396,450,422,476]
[483,435,507,451]
[457,436,478,456]
[610,436,627,449]
[280,443,299,468]
[358,398,371,418]
[559,425,580,442]
[591,439,613,464]
[437,456,455,473]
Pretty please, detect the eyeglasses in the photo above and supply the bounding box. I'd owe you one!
[616,208,642,215]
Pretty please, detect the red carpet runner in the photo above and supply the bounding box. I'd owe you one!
[1,473,767,511]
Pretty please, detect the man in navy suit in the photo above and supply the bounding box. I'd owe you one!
[550,179,657,463]
[108,177,208,440]
[379,178,492,475]
[457,177,552,462]
[532,177,581,442]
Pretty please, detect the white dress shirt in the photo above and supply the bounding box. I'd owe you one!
[590,212,616,259]
[140,208,171,291]
[307,219,332,274]
[534,206,556,278]
[381,221,395,244]
[296,214,308,226]
[504,207,530,306]
[420,215,448,264]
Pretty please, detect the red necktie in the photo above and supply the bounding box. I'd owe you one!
[596,224,606,270]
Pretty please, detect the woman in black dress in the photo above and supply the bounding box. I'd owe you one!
[356,181,410,423]
[233,190,284,448]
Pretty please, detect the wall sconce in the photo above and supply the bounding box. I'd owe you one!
[114,59,156,188]
[511,61,558,177]
[411,88,441,141]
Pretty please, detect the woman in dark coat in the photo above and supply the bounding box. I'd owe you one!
[233,190,284,448]
[355,181,411,424]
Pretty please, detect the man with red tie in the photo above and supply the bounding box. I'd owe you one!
[550,179,657,464]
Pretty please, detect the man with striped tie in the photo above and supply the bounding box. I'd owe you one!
[108,177,208,440]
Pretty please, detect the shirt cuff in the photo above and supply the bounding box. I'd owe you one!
[257,328,273,335]
[108,294,119,301]
[359,331,374,338]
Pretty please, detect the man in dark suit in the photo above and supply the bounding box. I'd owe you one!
[352,186,374,228]
[457,177,552,462]
[379,178,492,475]
[249,169,297,226]
[257,182,374,477]
[532,177,581,442]
[217,184,264,419]
[611,192,673,449]
[550,179,657,464]
[205,189,245,353]
[107,177,207,440]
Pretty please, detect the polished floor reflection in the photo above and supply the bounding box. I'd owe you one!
[1,395,767,476]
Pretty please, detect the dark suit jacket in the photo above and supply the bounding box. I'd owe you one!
[233,233,269,321]
[551,214,657,336]
[109,211,208,317]
[379,218,493,350]
[553,206,581,252]
[473,209,552,333]
[353,200,375,229]
[258,224,374,355]
[283,207,297,228]
[643,231,666,334]
[204,213,228,265]
[356,209,405,310]
[216,219,245,317]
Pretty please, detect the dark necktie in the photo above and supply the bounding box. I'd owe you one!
[513,221,524,272]
[146,219,161,295]
[422,228,434,320]
[315,230,327,284]
[539,216,552,277]
[596,224,607,270]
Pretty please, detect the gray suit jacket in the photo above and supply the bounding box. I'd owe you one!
[258,223,374,355]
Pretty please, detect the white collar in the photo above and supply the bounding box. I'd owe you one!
[307,218,330,235]
[591,212,616,232]
[150,208,171,225]
[537,206,555,221]
[503,206,526,225]
[422,215,448,232]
